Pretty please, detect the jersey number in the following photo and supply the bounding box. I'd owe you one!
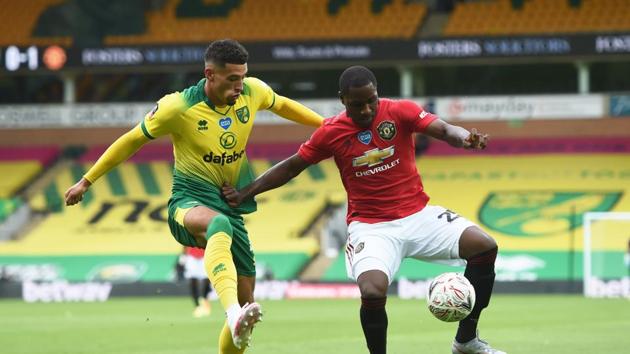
[438,209,460,223]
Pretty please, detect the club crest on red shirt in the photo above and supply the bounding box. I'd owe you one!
[377,120,396,140]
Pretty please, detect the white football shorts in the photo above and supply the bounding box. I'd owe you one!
[344,205,476,284]
[183,255,207,280]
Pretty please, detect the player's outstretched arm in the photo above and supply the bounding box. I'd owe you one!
[424,119,488,150]
[222,153,312,207]
[268,95,323,127]
[65,126,150,206]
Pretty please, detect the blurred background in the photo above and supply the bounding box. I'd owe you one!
[1,0,630,305]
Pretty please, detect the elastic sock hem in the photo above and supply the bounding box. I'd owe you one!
[361,296,387,310]
[467,246,498,265]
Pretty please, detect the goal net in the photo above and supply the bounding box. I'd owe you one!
[582,212,630,298]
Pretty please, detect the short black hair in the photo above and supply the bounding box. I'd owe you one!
[339,66,377,95]
[204,39,249,67]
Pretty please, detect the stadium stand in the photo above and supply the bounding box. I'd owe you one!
[444,0,630,36]
[0,146,60,198]
[1,144,341,280]
[0,0,427,46]
[0,0,71,46]
[105,0,428,44]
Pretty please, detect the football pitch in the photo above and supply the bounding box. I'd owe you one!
[2,295,628,353]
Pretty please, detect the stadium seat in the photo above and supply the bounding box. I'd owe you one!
[1,144,343,280]
[104,0,427,44]
[444,0,630,36]
[0,0,72,46]
[0,146,60,198]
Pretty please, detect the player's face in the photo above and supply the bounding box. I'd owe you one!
[341,83,379,129]
[205,63,247,106]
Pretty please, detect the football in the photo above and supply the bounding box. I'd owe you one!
[426,272,476,322]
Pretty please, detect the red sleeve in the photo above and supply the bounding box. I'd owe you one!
[393,100,437,133]
[297,124,333,164]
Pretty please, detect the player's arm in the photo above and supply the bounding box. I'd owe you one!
[268,95,323,127]
[423,119,488,150]
[222,153,312,207]
[64,125,150,206]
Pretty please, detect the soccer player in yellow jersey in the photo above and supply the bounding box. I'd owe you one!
[64,39,323,353]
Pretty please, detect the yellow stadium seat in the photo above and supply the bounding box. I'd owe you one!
[445,0,630,36]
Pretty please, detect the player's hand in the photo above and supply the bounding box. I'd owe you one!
[64,178,91,206]
[463,128,489,150]
[221,182,243,208]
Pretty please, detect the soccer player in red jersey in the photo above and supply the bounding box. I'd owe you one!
[222,66,505,354]
[179,246,213,317]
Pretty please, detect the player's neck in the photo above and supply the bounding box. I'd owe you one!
[204,80,228,109]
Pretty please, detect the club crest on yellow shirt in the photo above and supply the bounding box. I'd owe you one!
[236,106,250,123]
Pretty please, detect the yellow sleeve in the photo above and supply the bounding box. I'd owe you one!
[243,77,276,110]
[269,95,324,127]
[83,125,150,183]
[140,93,186,139]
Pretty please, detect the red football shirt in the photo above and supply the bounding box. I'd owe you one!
[298,98,437,224]
[185,246,205,259]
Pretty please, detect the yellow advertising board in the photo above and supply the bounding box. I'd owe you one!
[420,154,630,251]
[2,154,628,256]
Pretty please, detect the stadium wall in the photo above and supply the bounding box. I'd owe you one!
[0,280,587,302]
[1,118,629,148]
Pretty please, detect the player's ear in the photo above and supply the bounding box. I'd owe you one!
[204,66,214,81]
[338,91,345,105]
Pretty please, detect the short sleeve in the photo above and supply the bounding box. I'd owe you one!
[141,93,185,139]
[393,99,438,133]
[297,125,333,164]
[244,77,276,111]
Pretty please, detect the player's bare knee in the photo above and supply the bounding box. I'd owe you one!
[460,226,498,259]
[357,271,388,297]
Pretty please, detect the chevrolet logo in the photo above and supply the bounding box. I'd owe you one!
[352,146,395,167]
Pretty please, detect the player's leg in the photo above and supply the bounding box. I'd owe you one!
[201,277,212,315]
[401,206,503,354]
[216,216,261,352]
[190,278,200,306]
[454,226,502,353]
[185,253,212,317]
[346,221,402,354]
[189,278,201,314]
[184,207,241,319]
[176,205,261,351]
[203,278,212,299]
[357,270,389,354]
[219,275,256,354]
[183,206,248,352]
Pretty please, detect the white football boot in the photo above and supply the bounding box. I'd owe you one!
[229,302,263,349]
[452,332,506,354]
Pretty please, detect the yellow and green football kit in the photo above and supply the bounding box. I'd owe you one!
[83,77,323,276]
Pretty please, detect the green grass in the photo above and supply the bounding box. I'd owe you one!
[1,295,629,353]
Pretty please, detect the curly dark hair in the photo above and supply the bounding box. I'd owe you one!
[204,39,249,67]
[338,65,377,96]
